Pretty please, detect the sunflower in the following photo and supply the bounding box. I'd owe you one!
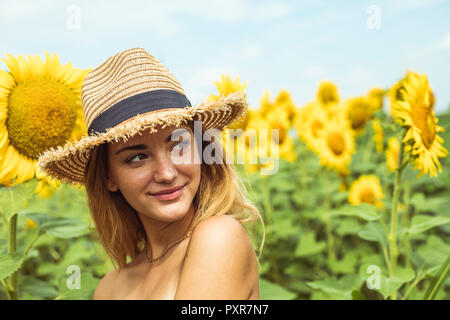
[224,111,272,167]
[386,136,400,172]
[295,101,327,152]
[315,116,355,174]
[0,52,90,197]
[372,119,384,153]
[317,80,339,106]
[388,78,406,116]
[391,71,448,177]
[209,74,249,131]
[265,106,290,145]
[273,89,297,123]
[368,87,385,111]
[348,174,383,208]
[208,74,248,102]
[343,95,378,135]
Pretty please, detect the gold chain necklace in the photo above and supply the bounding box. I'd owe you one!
[144,229,193,264]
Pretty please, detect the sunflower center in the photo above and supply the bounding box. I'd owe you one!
[411,98,436,150]
[360,188,376,205]
[348,102,372,130]
[7,79,77,159]
[327,131,345,156]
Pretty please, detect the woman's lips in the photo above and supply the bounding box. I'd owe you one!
[148,185,184,201]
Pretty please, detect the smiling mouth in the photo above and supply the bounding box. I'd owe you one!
[146,184,187,201]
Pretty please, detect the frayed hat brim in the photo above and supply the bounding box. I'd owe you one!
[37,92,247,185]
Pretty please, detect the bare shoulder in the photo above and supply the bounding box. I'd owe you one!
[174,215,259,299]
[92,268,119,300]
[190,215,255,258]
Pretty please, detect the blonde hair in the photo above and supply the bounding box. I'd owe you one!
[84,120,265,270]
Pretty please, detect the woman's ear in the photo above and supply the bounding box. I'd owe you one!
[107,176,119,192]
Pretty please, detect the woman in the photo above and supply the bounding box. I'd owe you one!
[38,48,265,300]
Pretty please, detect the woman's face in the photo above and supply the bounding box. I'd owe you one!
[106,124,201,223]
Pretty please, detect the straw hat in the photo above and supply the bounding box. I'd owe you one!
[37,47,247,185]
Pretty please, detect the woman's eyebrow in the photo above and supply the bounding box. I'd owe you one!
[115,132,186,155]
[115,144,148,156]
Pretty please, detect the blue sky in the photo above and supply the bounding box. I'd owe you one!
[1,0,450,113]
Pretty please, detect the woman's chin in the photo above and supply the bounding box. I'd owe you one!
[146,202,191,222]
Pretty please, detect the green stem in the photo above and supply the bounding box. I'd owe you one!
[382,246,393,276]
[401,180,412,269]
[402,276,421,300]
[388,133,406,300]
[324,170,335,263]
[260,175,283,285]
[363,135,374,163]
[1,279,13,300]
[377,216,392,273]
[7,213,18,300]
[0,208,7,225]
[24,230,41,258]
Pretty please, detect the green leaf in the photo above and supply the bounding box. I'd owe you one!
[378,268,415,299]
[294,231,326,257]
[259,278,297,300]
[0,179,38,218]
[328,204,381,221]
[358,264,415,299]
[335,218,363,236]
[407,215,450,235]
[41,218,90,239]
[24,212,56,229]
[410,193,449,214]
[423,255,450,300]
[328,251,359,274]
[268,217,300,238]
[307,274,362,300]
[412,235,450,268]
[19,276,59,299]
[24,213,90,239]
[358,222,388,248]
[0,253,25,280]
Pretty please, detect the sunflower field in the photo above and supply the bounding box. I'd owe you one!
[0,53,449,300]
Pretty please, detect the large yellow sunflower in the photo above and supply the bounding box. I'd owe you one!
[315,116,355,174]
[348,174,383,208]
[391,71,448,177]
[0,52,90,197]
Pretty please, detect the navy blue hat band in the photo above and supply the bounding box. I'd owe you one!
[88,89,192,135]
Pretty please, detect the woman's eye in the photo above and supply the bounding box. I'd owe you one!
[126,153,147,163]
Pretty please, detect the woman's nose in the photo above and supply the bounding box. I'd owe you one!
[153,152,177,183]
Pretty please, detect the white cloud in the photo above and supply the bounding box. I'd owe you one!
[387,0,445,12]
[339,67,375,98]
[0,0,291,37]
[302,65,328,79]
[0,0,56,21]
[407,32,450,60]
[253,2,290,20]
[243,44,263,58]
